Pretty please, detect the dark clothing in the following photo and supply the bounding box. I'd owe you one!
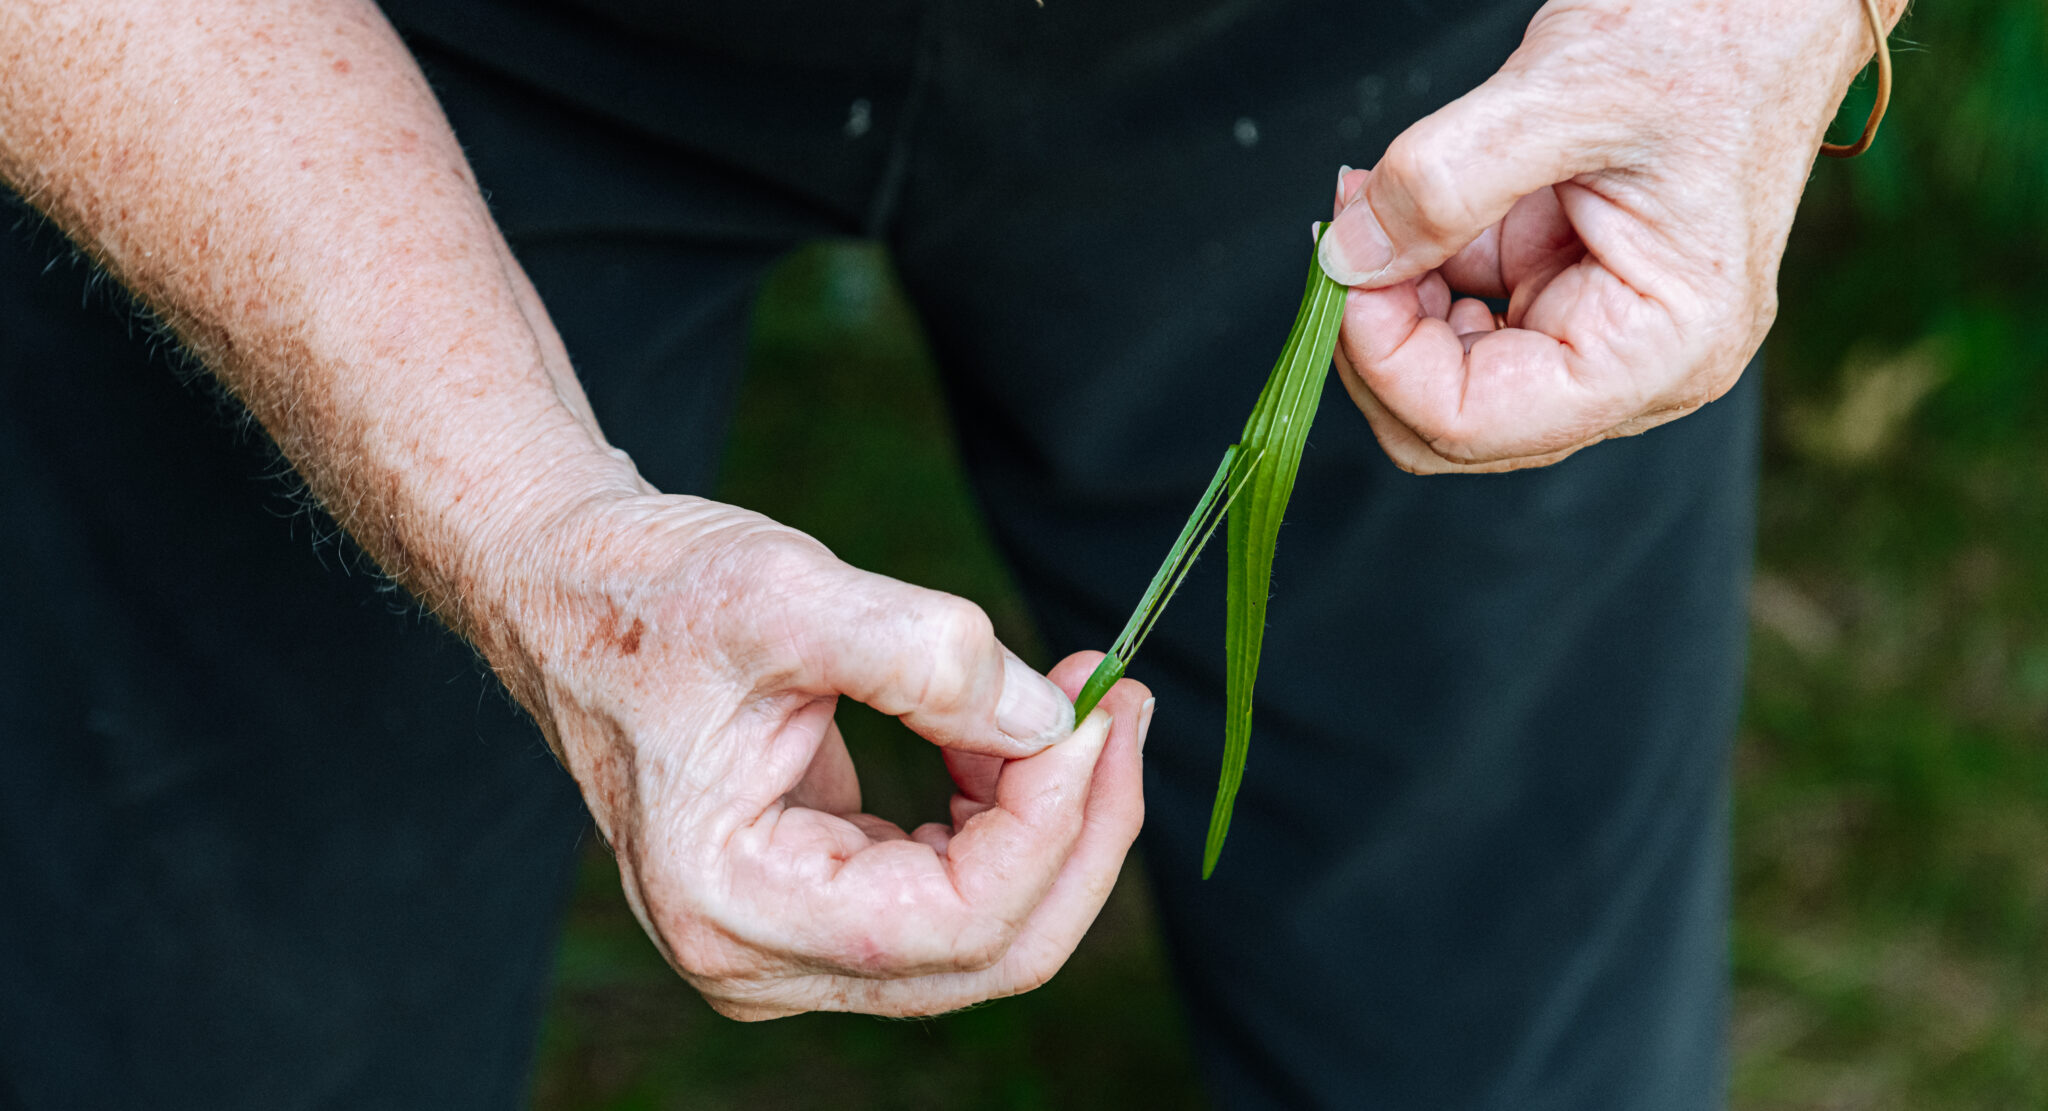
[0,0,1753,1107]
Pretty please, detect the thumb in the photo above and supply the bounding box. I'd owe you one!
[1319,81,1619,288]
[795,564,1074,759]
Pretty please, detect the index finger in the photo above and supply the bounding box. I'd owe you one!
[1333,344,1586,474]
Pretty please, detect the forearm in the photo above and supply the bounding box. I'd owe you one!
[0,0,636,692]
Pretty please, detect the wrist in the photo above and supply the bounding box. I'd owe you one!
[407,423,650,715]
[458,483,826,763]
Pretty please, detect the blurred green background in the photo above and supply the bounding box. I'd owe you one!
[533,5,2048,1108]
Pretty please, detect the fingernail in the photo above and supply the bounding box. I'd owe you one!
[996,652,1074,747]
[1320,203,1393,286]
[1136,698,1156,753]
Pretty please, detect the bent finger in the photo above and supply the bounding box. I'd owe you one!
[751,676,1150,1017]
[1333,343,1586,474]
[940,706,1115,924]
[795,565,1074,758]
[784,714,861,814]
[731,705,1118,982]
[1339,268,1649,461]
[1447,297,1498,339]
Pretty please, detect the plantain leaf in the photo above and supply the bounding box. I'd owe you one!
[1069,652,1129,728]
[1073,444,1261,725]
[1071,229,1343,879]
[1204,231,1347,878]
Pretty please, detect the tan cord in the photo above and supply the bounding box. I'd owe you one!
[1821,0,1893,158]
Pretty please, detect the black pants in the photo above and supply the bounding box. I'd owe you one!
[0,0,1755,1106]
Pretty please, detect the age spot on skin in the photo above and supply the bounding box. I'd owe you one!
[587,605,644,657]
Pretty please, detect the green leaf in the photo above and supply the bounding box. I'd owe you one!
[1070,652,1128,728]
[1073,445,1261,725]
[1205,232,1347,878]
[1071,229,1342,878]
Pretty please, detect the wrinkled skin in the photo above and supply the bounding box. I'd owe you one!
[1322,0,1905,472]
[512,494,1153,1019]
[2,0,1153,1023]
[0,0,1888,1026]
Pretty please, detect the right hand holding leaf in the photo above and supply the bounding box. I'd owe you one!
[495,494,1151,1019]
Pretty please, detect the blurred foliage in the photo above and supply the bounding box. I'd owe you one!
[538,4,2048,1107]
[1776,0,2048,444]
[1740,2,2048,1106]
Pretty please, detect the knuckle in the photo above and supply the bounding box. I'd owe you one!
[909,594,994,713]
[927,593,995,655]
[1381,135,1476,242]
[746,532,834,600]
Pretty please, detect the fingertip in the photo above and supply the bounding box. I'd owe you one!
[1447,296,1498,338]
[1333,164,1369,220]
[1320,201,1393,287]
[994,650,1075,752]
[1418,273,1453,320]
[910,821,954,854]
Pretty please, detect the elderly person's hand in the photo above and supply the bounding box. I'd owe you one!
[1321,0,1902,473]
[517,495,1152,1020]
[2,0,1152,1023]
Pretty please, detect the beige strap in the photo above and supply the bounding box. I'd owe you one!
[1821,0,1894,158]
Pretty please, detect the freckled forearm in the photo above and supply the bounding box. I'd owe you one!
[0,0,635,656]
